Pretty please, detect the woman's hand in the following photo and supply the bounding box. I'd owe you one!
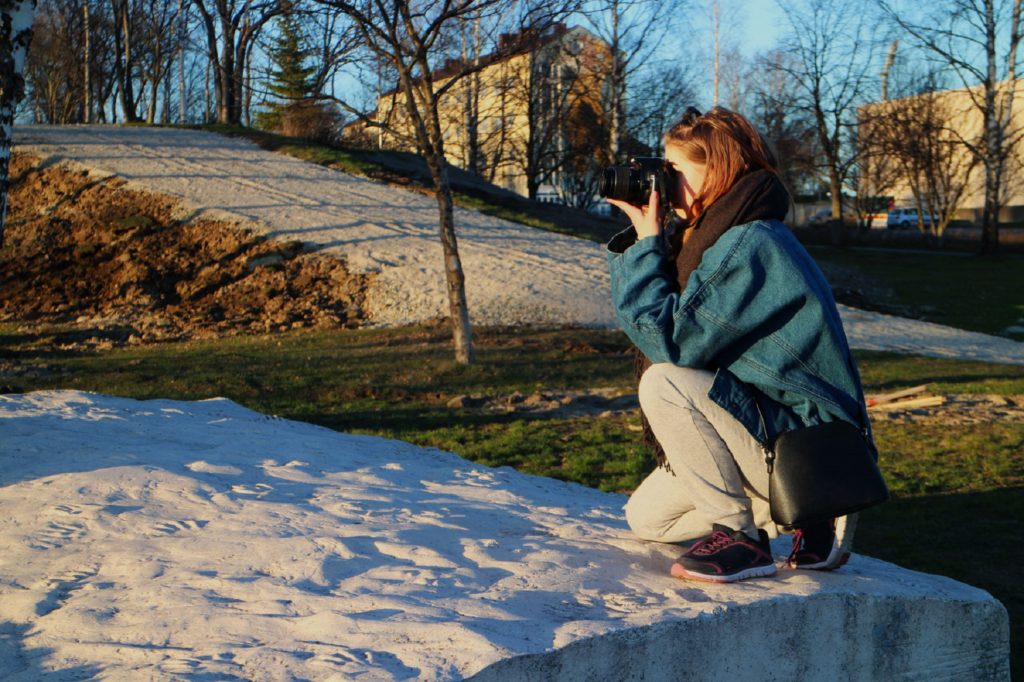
[607,189,663,239]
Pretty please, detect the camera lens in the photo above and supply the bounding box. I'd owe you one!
[600,158,669,205]
[600,166,632,200]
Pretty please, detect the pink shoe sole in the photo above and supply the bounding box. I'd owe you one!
[670,561,778,583]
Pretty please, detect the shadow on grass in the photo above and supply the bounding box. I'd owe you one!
[0,328,121,360]
[855,351,1024,394]
[867,373,1024,391]
[300,406,526,435]
[857,488,1023,679]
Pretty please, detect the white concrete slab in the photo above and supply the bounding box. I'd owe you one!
[0,391,1010,680]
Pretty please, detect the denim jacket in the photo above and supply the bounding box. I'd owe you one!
[607,218,871,447]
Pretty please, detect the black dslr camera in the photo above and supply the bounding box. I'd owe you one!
[599,157,677,210]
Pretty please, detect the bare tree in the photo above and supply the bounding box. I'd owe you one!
[84,0,92,121]
[917,108,979,241]
[878,0,1024,253]
[508,28,603,199]
[579,0,678,160]
[403,25,600,197]
[309,1,576,364]
[624,62,699,154]
[88,0,120,122]
[863,71,979,240]
[555,90,615,208]
[178,0,186,121]
[23,0,119,123]
[24,2,85,122]
[190,0,282,124]
[303,2,361,99]
[111,0,143,121]
[458,17,484,174]
[718,45,749,111]
[775,0,881,245]
[169,20,212,124]
[1,0,38,244]
[849,94,900,231]
[748,48,821,200]
[21,0,237,124]
[708,0,745,108]
[135,0,184,123]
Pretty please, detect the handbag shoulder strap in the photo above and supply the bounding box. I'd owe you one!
[749,394,777,474]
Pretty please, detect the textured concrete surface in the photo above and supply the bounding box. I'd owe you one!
[469,593,1010,681]
[0,391,1011,680]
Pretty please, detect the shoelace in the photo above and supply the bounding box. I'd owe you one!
[690,530,735,556]
[786,529,805,565]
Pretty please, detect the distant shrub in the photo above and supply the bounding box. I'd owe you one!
[256,100,346,147]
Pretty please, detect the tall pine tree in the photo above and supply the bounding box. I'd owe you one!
[256,6,318,134]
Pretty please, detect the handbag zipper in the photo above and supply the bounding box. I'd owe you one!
[762,445,775,474]
[751,393,775,474]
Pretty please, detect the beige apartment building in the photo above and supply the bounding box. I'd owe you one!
[859,80,1024,224]
[358,24,613,202]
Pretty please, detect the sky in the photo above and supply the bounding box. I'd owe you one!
[684,0,791,106]
[733,0,788,56]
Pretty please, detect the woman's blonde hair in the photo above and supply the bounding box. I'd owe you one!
[664,106,778,217]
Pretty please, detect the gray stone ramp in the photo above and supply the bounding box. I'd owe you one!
[470,587,1009,680]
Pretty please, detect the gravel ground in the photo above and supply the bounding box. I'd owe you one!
[14,125,615,329]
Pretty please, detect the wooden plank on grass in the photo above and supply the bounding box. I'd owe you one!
[867,395,946,411]
[866,384,930,407]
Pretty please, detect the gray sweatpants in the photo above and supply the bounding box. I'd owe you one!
[625,363,778,543]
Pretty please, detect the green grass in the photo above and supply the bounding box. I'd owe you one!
[871,421,1024,496]
[810,246,1024,336]
[852,350,1024,677]
[198,123,382,177]
[2,323,1020,492]
[2,324,1022,675]
[1,323,644,489]
[393,414,652,491]
[450,191,574,236]
[856,350,1024,395]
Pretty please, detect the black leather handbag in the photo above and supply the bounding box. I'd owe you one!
[754,400,889,529]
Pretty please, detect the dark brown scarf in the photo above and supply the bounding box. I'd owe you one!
[634,169,791,470]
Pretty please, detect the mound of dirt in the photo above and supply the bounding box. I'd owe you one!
[0,153,371,348]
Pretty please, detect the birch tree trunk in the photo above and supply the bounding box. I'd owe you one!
[83,0,92,123]
[608,0,622,159]
[712,0,720,107]
[879,0,1023,254]
[0,0,38,246]
[428,152,475,365]
[178,0,185,123]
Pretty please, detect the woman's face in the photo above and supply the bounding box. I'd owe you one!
[665,144,707,222]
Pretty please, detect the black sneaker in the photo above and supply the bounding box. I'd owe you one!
[787,514,857,570]
[670,524,777,583]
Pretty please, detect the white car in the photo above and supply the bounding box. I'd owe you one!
[886,207,933,229]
